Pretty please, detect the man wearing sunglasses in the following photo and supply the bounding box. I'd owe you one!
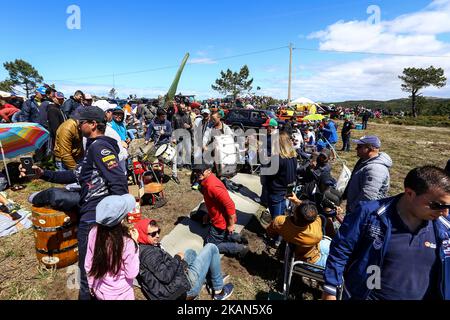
[20,106,128,300]
[323,166,450,300]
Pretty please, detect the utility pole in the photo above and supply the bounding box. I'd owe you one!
[288,43,293,104]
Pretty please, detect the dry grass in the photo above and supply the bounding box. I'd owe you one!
[0,121,449,300]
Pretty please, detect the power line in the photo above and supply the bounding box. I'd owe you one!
[293,46,450,58]
[48,46,289,82]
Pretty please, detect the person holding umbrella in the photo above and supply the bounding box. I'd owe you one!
[20,106,128,300]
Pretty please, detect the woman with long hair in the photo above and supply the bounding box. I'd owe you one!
[266,131,298,219]
[85,194,139,300]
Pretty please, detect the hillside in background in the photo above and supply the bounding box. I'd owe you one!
[329,97,450,115]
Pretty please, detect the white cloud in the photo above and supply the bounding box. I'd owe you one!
[281,0,450,101]
[56,82,168,98]
[189,58,218,65]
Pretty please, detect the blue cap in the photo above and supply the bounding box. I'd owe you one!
[36,86,47,95]
[54,92,65,99]
[96,194,136,227]
[352,135,381,148]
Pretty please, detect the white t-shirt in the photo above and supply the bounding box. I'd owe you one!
[306,131,315,145]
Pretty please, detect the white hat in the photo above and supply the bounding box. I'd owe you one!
[201,108,211,115]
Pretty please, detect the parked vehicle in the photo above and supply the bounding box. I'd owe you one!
[224,108,285,131]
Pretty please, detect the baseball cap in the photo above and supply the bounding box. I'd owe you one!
[84,94,93,100]
[72,106,106,123]
[36,86,47,95]
[54,92,65,99]
[262,118,278,127]
[352,135,381,148]
[96,194,136,227]
[201,108,211,115]
[112,107,125,114]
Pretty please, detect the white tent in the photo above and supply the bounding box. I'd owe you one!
[0,90,11,98]
[289,97,316,106]
[92,100,117,112]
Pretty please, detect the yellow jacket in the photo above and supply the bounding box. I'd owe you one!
[267,215,322,263]
[53,118,84,169]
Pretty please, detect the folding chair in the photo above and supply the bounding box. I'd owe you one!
[282,215,344,300]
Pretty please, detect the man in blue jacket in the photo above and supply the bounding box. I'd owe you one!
[21,106,128,300]
[320,118,338,150]
[144,108,179,184]
[18,86,47,123]
[323,166,450,300]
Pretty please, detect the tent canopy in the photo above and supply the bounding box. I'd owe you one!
[289,97,316,106]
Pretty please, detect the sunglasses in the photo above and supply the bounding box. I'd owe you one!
[148,228,161,237]
[429,201,450,211]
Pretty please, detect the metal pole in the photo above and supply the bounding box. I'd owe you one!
[0,140,11,187]
[288,43,293,104]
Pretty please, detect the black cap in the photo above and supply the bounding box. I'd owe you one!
[192,163,212,173]
[72,106,106,123]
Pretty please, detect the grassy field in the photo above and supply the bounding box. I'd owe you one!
[0,120,449,300]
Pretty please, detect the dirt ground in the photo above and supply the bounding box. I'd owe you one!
[0,121,449,300]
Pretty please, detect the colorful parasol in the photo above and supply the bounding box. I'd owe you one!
[0,123,50,186]
[302,114,325,121]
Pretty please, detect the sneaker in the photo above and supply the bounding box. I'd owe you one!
[171,175,180,184]
[191,182,200,190]
[260,209,272,224]
[205,273,231,295]
[213,283,234,300]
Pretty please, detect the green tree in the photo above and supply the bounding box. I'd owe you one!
[399,66,447,117]
[211,65,253,103]
[109,88,117,99]
[3,59,43,98]
[0,80,14,92]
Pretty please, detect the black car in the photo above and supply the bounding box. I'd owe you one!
[224,108,285,131]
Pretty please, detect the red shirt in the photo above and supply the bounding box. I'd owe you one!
[0,104,19,122]
[201,174,236,230]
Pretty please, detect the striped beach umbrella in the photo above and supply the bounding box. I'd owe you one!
[0,123,50,186]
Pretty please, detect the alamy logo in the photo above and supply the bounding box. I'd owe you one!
[367,5,381,25]
[366,265,381,290]
[66,5,81,30]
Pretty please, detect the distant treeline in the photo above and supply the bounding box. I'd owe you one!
[330,97,450,116]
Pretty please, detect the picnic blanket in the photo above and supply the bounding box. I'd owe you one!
[0,192,32,237]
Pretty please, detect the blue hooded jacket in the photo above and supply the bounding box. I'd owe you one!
[321,121,338,144]
[324,195,450,300]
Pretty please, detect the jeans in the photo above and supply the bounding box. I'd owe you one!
[127,129,137,140]
[268,192,287,219]
[184,244,223,297]
[77,220,95,300]
[314,238,331,268]
[205,225,245,256]
[362,120,368,130]
[55,161,69,172]
[341,134,351,151]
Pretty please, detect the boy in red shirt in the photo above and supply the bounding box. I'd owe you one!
[193,164,249,258]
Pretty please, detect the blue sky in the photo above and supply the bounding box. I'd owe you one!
[2,0,450,101]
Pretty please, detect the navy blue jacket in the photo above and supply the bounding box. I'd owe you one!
[42,135,128,222]
[324,195,450,300]
[145,118,173,146]
[18,96,41,123]
[62,97,82,118]
[266,156,297,194]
